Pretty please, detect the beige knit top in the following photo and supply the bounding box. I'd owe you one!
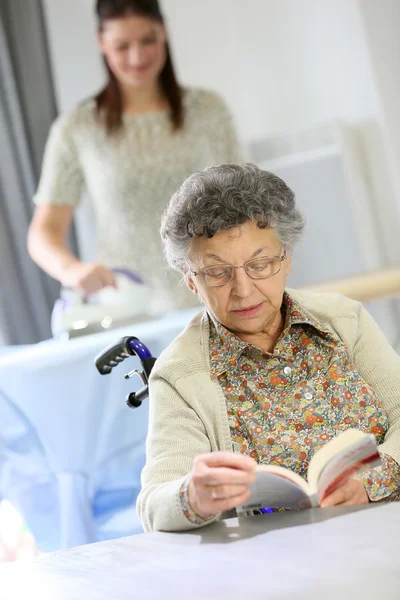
[34,88,242,313]
[136,290,400,532]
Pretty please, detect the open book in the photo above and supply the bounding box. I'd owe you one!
[237,429,380,512]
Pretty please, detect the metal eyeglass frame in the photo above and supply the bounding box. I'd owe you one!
[190,249,287,287]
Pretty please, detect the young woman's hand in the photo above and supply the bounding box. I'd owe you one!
[62,262,117,296]
[321,477,369,507]
[187,451,256,520]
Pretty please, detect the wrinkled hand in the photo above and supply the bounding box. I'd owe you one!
[188,451,256,520]
[62,262,117,296]
[321,477,369,507]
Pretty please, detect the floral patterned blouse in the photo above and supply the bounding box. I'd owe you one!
[180,293,400,523]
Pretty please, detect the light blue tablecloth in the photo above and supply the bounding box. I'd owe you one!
[0,308,200,552]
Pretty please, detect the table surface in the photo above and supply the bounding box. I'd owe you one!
[1,502,399,600]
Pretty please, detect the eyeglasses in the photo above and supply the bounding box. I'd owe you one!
[190,250,287,287]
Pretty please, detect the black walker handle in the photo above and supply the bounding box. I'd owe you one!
[94,336,136,375]
[94,336,156,408]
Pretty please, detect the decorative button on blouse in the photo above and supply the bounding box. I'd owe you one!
[208,293,400,503]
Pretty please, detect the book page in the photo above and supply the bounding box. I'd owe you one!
[237,467,318,512]
[308,431,380,502]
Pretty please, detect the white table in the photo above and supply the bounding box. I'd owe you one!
[1,503,399,600]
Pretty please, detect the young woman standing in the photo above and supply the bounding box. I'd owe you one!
[28,0,242,314]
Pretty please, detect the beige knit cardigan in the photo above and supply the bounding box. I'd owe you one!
[137,290,400,532]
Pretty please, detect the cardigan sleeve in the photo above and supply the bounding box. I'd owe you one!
[136,374,219,532]
[350,302,400,465]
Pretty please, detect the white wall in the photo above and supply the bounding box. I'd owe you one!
[42,0,105,113]
[43,0,381,142]
[359,0,400,172]
[41,0,400,265]
[163,0,381,140]
[41,0,400,339]
[358,0,400,225]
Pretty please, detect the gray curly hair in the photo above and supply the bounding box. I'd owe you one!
[160,163,305,273]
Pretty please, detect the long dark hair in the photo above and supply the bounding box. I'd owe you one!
[95,0,183,135]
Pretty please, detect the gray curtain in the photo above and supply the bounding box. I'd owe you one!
[0,0,60,344]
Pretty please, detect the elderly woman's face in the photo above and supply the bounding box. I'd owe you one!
[187,221,291,336]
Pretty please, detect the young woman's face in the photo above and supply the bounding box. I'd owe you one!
[99,15,167,88]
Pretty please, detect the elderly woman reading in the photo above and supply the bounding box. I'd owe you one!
[137,163,400,532]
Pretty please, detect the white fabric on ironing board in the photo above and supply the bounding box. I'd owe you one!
[0,308,199,551]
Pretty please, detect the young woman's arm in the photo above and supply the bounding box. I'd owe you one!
[28,204,115,295]
[29,112,115,294]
